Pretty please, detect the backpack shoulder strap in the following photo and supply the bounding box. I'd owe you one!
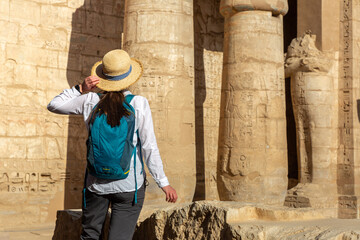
[124,94,136,114]
[125,94,136,104]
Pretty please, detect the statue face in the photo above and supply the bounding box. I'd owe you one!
[285,57,301,77]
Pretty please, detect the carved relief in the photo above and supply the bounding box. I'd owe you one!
[0,171,68,193]
[217,0,288,205]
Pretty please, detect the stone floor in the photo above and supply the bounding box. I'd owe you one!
[3,201,360,240]
[3,219,360,240]
[0,224,55,240]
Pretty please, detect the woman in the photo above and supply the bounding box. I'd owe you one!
[47,49,177,240]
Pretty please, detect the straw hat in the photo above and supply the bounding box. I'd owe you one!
[91,49,143,91]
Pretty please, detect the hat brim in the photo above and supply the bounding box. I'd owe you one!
[91,58,143,91]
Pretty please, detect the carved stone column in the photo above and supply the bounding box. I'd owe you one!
[122,0,195,203]
[218,0,288,205]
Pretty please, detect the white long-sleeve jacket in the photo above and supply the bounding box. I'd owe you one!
[47,86,169,194]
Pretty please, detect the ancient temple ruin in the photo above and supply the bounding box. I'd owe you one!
[1,0,360,235]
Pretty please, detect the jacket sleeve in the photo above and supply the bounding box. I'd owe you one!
[136,97,170,188]
[47,86,87,115]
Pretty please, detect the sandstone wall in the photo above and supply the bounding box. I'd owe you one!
[0,0,226,228]
[0,0,123,228]
[344,0,360,218]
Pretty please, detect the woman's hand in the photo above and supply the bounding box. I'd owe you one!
[80,76,100,93]
[161,185,178,203]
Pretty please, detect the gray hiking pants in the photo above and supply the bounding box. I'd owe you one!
[80,184,145,240]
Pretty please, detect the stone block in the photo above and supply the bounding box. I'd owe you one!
[1,87,47,109]
[58,52,81,71]
[67,0,85,9]
[18,24,42,48]
[37,67,72,91]
[81,55,102,76]
[0,138,26,159]
[6,44,58,68]
[10,0,40,25]
[66,136,87,161]
[82,12,123,39]
[137,13,193,46]
[45,137,64,160]
[83,0,120,16]
[45,116,66,137]
[5,117,28,137]
[0,58,16,86]
[26,137,45,159]
[72,34,120,57]
[40,5,74,30]
[50,0,67,5]
[0,0,9,21]
[223,0,288,15]
[130,45,192,77]
[13,64,38,89]
[125,0,182,13]
[41,27,69,51]
[182,0,193,15]
[0,20,18,44]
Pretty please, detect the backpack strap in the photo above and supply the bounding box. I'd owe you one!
[125,94,136,103]
[124,94,145,204]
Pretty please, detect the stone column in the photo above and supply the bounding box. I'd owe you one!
[123,0,195,203]
[218,0,288,205]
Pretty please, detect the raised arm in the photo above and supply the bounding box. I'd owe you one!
[47,76,100,115]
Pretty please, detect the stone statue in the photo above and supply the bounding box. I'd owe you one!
[284,32,338,208]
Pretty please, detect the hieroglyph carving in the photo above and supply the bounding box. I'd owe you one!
[217,0,288,205]
[337,0,357,219]
[0,171,69,193]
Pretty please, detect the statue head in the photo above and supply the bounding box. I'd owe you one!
[285,32,332,77]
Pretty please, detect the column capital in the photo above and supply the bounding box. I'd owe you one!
[220,0,288,17]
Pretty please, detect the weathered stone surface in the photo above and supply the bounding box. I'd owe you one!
[52,202,360,240]
[217,1,288,205]
[134,201,360,240]
[4,0,360,232]
[0,0,123,229]
[53,209,110,240]
[285,33,338,210]
[220,0,288,16]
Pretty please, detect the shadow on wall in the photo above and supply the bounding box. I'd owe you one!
[64,0,124,209]
[283,0,298,187]
[357,100,360,122]
[193,0,224,201]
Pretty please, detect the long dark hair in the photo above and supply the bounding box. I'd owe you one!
[96,91,131,127]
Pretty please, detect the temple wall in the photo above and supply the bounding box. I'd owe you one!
[0,0,225,228]
[347,0,360,218]
[0,0,123,228]
[3,0,360,230]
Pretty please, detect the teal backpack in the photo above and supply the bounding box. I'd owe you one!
[84,94,143,204]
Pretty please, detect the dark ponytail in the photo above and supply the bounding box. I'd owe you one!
[96,91,130,127]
